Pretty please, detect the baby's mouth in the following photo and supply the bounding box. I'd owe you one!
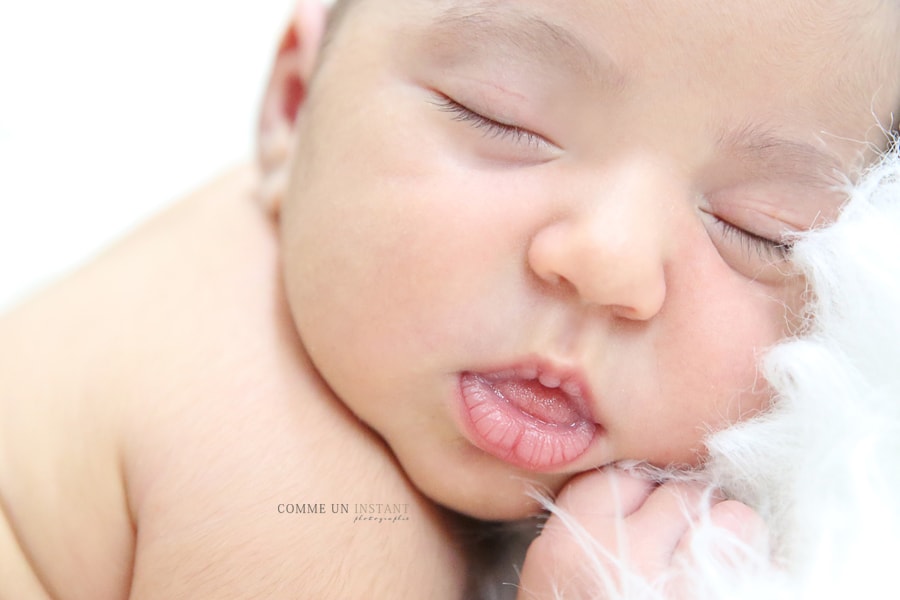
[457,364,599,471]
[485,375,588,425]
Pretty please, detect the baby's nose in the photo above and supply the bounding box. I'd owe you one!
[527,159,674,320]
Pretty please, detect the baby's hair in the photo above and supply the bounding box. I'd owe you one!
[317,0,359,63]
[326,0,357,33]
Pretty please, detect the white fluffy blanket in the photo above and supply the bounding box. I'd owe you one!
[533,145,900,599]
[696,145,900,599]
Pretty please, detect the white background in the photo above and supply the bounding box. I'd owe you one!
[0,0,296,311]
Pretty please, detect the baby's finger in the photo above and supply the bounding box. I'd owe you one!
[709,500,769,545]
[626,480,715,558]
[517,469,656,599]
[664,500,770,598]
[554,467,657,520]
[674,499,770,566]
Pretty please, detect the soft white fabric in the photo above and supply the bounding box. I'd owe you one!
[553,145,900,599]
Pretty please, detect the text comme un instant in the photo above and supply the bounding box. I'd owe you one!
[277,503,411,515]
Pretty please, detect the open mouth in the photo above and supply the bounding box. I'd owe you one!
[457,364,599,471]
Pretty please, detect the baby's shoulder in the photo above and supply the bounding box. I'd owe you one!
[0,167,467,598]
[126,363,467,598]
[120,288,467,597]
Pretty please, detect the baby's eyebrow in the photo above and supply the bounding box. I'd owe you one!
[719,123,847,187]
[422,1,624,89]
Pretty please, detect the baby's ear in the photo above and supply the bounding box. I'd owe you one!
[257,0,328,214]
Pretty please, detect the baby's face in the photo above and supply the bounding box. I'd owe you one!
[279,0,900,519]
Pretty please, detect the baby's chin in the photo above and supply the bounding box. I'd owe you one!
[411,464,571,522]
[449,493,545,523]
[415,454,713,522]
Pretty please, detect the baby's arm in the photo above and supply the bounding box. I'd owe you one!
[516,468,768,600]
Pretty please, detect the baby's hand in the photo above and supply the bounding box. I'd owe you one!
[516,467,768,599]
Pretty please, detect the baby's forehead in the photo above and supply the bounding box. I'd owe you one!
[412,2,896,108]
[335,0,900,156]
[387,0,892,61]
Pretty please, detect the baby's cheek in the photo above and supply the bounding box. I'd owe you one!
[685,322,777,424]
[642,279,789,462]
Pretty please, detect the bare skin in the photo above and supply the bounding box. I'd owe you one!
[516,469,769,599]
[3,0,900,596]
[0,167,467,599]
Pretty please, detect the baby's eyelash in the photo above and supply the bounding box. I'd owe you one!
[714,217,792,261]
[432,95,546,148]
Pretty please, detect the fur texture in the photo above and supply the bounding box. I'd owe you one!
[544,144,900,599]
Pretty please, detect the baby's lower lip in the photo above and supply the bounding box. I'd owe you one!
[457,371,598,472]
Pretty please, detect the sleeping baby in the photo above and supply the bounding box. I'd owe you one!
[2,0,898,597]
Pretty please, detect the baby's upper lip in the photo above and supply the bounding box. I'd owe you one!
[472,356,597,423]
